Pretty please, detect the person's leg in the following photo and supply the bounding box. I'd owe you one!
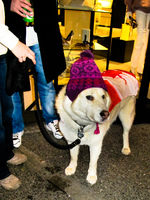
[0,55,27,190]
[0,100,12,180]
[137,12,150,74]
[11,92,24,148]
[29,44,63,139]
[131,10,147,74]
[11,92,24,134]
[0,102,20,191]
[0,55,14,180]
[30,44,58,122]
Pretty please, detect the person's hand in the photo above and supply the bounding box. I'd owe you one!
[11,41,36,64]
[10,0,33,18]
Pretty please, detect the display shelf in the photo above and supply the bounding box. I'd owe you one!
[63,39,90,50]
[58,5,111,13]
[58,76,69,85]
[93,41,108,51]
[58,1,115,70]
[58,5,94,11]
[63,39,107,51]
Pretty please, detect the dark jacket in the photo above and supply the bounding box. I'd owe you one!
[125,0,150,13]
[3,0,66,83]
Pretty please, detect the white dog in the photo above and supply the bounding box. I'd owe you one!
[55,51,139,185]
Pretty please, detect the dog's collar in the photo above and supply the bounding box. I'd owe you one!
[74,120,100,136]
[60,119,100,149]
[77,124,85,138]
[74,120,86,139]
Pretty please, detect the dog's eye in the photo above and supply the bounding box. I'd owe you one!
[86,95,94,101]
[102,95,105,99]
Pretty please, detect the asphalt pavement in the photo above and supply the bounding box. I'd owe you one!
[0,122,149,200]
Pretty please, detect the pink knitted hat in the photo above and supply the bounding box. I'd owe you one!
[66,50,107,101]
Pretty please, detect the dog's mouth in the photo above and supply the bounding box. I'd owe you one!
[99,116,110,123]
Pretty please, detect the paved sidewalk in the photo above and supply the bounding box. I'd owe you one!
[0,122,149,200]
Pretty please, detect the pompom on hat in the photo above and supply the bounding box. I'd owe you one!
[66,50,107,101]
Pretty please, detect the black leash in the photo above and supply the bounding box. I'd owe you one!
[32,65,82,150]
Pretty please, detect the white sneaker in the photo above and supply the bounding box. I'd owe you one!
[46,120,63,139]
[13,130,24,148]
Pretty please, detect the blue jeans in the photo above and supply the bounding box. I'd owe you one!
[12,44,58,133]
[0,55,14,180]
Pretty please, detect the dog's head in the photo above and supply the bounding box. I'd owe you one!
[63,87,111,124]
[62,50,110,124]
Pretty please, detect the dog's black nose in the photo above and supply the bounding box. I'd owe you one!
[100,110,109,120]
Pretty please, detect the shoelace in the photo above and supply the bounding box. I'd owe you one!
[13,135,19,140]
[53,124,60,133]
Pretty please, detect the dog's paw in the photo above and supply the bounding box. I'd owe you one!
[122,147,131,155]
[86,174,97,185]
[65,166,76,176]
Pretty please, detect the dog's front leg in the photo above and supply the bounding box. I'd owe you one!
[65,145,80,176]
[87,144,102,185]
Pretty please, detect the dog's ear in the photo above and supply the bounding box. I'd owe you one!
[105,91,111,109]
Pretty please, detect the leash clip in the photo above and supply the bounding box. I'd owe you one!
[78,125,85,139]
